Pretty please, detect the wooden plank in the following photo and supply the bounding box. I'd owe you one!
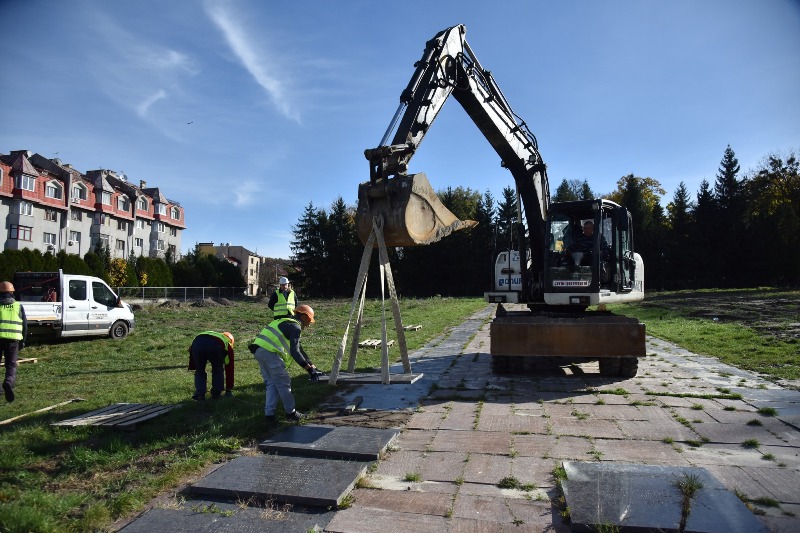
[358,339,394,349]
[1,357,38,366]
[52,403,176,429]
[403,325,422,331]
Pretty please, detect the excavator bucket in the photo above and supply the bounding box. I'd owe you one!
[356,173,477,247]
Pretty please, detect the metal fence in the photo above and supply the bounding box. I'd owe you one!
[115,286,247,303]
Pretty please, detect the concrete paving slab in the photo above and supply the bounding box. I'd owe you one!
[511,456,558,486]
[118,502,334,532]
[701,464,778,501]
[593,438,691,465]
[348,488,452,516]
[691,421,789,446]
[189,455,368,507]
[325,506,449,533]
[393,429,435,451]
[512,433,559,458]
[543,435,595,461]
[682,442,778,467]
[476,413,549,433]
[463,453,513,484]
[373,450,424,478]
[759,445,800,469]
[744,466,800,503]
[419,450,469,482]
[257,424,399,461]
[550,418,625,439]
[452,493,515,523]
[323,372,424,384]
[429,430,512,454]
[562,461,768,533]
[617,419,700,441]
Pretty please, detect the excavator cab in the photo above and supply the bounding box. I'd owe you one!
[543,199,643,306]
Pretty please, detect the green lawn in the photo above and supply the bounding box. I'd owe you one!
[0,297,487,532]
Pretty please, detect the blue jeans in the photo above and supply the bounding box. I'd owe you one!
[253,347,295,415]
[190,335,225,398]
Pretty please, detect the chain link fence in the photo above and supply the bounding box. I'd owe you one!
[115,286,247,304]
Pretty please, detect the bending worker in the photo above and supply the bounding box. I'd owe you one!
[189,331,235,400]
[0,281,27,403]
[268,276,297,320]
[249,304,321,424]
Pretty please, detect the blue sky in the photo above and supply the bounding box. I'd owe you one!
[2,0,798,259]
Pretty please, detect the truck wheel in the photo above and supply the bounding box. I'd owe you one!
[598,358,621,376]
[110,320,129,340]
[618,357,638,378]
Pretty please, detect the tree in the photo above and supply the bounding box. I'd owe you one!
[290,202,328,296]
[552,179,594,203]
[691,179,717,287]
[664,182,694,288]
[108,258,128,287]
[495,186,518,252]
[712,145,747,286]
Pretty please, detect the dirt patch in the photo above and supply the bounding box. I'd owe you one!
[159,300,183,308]
[643,290,800,342]
[190,298,221,308]
[308,409,412,429]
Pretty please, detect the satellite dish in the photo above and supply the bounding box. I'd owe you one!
[68,240,75,246]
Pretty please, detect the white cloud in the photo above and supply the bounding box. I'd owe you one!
[233,180,261,207]
[204,1,301,123]
[136,89,167,117]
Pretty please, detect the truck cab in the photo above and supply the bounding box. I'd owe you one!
[14,270,135,340]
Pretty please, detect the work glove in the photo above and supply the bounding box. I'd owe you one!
[307,368,323,382]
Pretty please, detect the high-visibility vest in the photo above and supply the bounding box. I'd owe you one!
[251,318,299,365]
[274,290,296,316]
[196,330,231,364]
[0,302,23,341]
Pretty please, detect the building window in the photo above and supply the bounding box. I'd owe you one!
[99,191,112,205]
[170,227,177,237]
[168,244,176,255]
[118,220,127,231]
[69,231,81,244]
[96,234,110,248]
[171,206,180,219]
[16,174,36,191]
[96,213,113,227]
[118,197,130,212]
[157,239,165,251]
[44,232,57,245]
[135,219,144,229]
[157,222,165,233]
[45,209,58,222]
[137,197,148,211]
[116,239,126,253]
[135,237,144,249]
[72,184,87,201]
[45,181,63,199]
[157,203,167,215]
[70,210,82,221]
[10,225,33,241]
[18,201,33,216]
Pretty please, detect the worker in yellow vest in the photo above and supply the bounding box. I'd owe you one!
[189,331,235,401]
[0,281,27,403]
[268,276,297,320]
[249,304,322,424]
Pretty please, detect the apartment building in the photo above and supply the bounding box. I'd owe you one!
[1,149,185,259]
[198,242,264,296]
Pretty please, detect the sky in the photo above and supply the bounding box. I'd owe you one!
[2,0,799,259]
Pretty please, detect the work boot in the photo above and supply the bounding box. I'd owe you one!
[286,410,303,422]
[3,382,14,403]
[225,390,233,397]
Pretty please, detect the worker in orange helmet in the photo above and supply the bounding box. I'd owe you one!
[249,304,322,424]
[188,331,235,401]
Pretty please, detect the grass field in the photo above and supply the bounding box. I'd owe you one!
[1,289,797,531]
[0,297,487,532]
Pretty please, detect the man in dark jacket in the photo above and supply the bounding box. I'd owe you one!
[0,281,27,402]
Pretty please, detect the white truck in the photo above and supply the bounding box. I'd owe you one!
[13,270,135,340]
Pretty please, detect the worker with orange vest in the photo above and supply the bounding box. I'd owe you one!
[189,331,235,401]
[0,281,27,403]
[249,304,322,424]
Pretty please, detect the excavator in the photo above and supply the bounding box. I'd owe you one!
[355,25,646,377]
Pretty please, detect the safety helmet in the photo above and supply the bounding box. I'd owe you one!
[279,276,289,285]
[0,281,15,293]
[294,304,315,323]
[222,332,234,347]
